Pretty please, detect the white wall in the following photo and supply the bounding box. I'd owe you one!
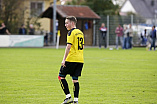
[120,0,136,14]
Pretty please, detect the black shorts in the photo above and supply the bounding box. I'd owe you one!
[59,62,83,77]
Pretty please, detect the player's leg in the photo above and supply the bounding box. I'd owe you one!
[58,76,73,104]
[58,65,72,104]
[71,63,83,104]
[72,77,79,104]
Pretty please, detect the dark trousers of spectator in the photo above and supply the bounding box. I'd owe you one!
[116,36,123,49]
[150,38,156,50]
[123,37,129,49]
[99,34,107,48]
[128,37,133,49]
[141,37,147,45]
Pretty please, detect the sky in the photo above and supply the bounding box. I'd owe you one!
[112,0,125,6]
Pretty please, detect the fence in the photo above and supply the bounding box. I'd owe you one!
[94,15,157,47]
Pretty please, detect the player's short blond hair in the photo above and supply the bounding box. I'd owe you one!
[66,16,77,24]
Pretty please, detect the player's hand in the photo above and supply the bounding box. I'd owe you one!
[61,60,66,67]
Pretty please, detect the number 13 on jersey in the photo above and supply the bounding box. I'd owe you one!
[77,37,84,50]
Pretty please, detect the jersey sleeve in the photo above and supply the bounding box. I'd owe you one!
[83,39,84,45]
[82,33,85,45]
[67,30,74,45]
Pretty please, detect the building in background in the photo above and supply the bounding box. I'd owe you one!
[40,5,100,45]
[120,0,157,25]
[23,0,61,33]
[0,0,61,34]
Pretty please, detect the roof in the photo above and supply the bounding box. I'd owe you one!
[121,0,157,18]
[40,5,101,19]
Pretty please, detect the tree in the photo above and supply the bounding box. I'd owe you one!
[0,0,42,34]
[66,0,85,5]
[0,0,24,33]
[82,0,119,15]
[66,0,119,16]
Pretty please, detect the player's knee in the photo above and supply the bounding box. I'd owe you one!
[72,80,78,83]
[58,76,65,80]
[58,76,61,80]
[72,76,78,83]
[72,76,78,80]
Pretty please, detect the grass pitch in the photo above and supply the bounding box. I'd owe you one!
[0,47,157,104]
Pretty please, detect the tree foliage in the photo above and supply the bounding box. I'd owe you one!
[0,0,24,33]
[66,0,119,15]
[0,0,42,34]
[66,0,85,5]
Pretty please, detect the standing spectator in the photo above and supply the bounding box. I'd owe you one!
[0,23,11,35]
[115,24,123,49]
[128,24,133,49]
[123,26,129,49]
[44,32,49,46]
[19,24,27,35]
[140,29,148,46]
[150,26,156,51]
[29,24,35,35]
[99,23,107,48]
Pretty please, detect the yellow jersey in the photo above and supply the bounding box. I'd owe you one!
[66,28,84,63]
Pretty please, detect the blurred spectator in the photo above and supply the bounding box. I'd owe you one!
[128,24,133,49]
[44,32,49,46]
[140,29,148,46]
[149,26,156,51]
[123,26,129,49]
[29,24,35,35]
[99,23,107,48]
[19,24,27,35]
[0,23,11,35]
[115,24,123,49]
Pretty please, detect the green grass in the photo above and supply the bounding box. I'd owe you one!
[0,47,157,104]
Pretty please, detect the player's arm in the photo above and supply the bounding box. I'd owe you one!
[61,43,71,67]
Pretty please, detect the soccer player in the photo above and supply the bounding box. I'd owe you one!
[58,16,84,104]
